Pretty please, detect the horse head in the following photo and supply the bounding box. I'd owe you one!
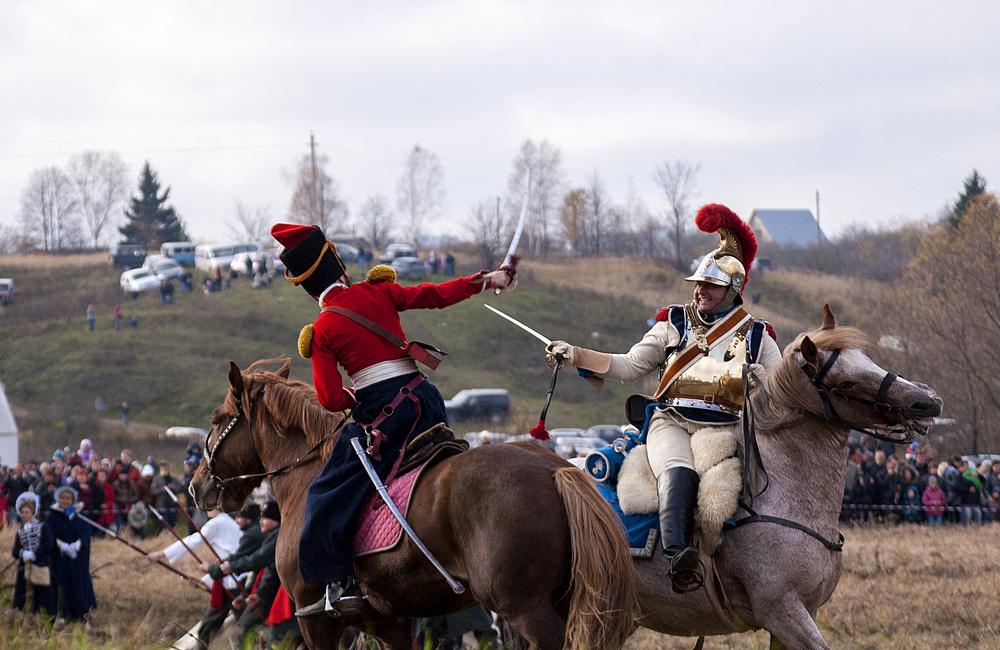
[766,304,942,443]
[189,358,340,513]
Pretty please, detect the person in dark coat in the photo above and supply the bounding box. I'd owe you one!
[270,223,513,618]
[46,486,97,621]
[194,502,263,647]
[11,492,57,617]
[219,501,285,645]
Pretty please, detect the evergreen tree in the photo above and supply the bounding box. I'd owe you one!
[949,169,987,229]
[119,162,188,247]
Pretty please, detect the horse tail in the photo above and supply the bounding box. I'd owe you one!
[554,466,638,650]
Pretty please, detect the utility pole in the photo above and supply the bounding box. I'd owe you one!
[310,133,318,225]
[815,189,821,247]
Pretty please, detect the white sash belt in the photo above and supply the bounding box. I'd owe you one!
[351,358,419,390]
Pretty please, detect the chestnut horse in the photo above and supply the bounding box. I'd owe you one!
[633,306,942,649]
[188,359,637,650]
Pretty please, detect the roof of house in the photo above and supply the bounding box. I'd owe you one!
[749,209,828,247]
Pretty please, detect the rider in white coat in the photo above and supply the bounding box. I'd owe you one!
[547,204,781,594]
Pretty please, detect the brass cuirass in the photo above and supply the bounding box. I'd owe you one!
[661,313,752,414]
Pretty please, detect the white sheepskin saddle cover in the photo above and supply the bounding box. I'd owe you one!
[616,425,742,552]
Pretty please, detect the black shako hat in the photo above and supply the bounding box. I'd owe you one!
[271,223,348,297]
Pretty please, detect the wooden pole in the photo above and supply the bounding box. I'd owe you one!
[76,513,210,592]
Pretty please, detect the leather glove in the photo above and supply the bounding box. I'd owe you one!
[482,269,511,290]
[21,550,36,562]
[746,363,767,390]
[546,341,575,367]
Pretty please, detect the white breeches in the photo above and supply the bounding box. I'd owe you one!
[645,409,702,475]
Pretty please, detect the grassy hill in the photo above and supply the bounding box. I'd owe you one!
[0,253,878,465]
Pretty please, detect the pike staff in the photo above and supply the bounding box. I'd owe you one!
[149,505,203,564]
[163,485,265,617]
[164,485,225,564]
[76,512,210,592]
[150,504,266,620]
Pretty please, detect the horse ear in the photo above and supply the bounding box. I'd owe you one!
[278,358,291,379]
[821,304,836,330]
[228,361,245,397]
[800,336,820,367]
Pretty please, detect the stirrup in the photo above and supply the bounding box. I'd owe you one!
[667,548,705,594]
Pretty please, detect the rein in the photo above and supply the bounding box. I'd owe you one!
[724,501,844,552]
[798,348,917,444]
[204,386,348,501]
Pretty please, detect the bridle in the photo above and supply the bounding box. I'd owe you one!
[202,384,346,505]
[798,348,918,444]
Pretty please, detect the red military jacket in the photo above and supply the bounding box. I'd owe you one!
[310,275,485,411]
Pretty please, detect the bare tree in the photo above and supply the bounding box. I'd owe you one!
[560,189,588,254]
[466,198,505,270]
[67,151,129,247]
[507,139,565,257]
[286,152,348,233]
[19,166,82,251]
[584,171,610,256]
[654,159,701,270]
[0,224,32,255]
[396,145,445,243]
[229,201,273,245]
[357,192,394,251]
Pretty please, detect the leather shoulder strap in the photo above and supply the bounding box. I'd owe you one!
[321,306,406,349]
[652,308,751,399]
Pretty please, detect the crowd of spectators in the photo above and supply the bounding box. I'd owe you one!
[0,440,206,536]
[843,436,1000,526]
[3,439,298,643]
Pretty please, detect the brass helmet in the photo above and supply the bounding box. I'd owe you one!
[685,204,757,310]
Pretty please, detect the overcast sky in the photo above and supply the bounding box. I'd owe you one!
[2,1,998,245]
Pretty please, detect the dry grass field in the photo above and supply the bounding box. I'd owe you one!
[2,522,999,648]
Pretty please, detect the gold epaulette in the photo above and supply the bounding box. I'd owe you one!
[298,324,314,359]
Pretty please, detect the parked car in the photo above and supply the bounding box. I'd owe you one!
[587,424,625,443]
[444,389,511,423]
[0,278,14,305]
[120,268,162,293]
[331,242,360,265]
[378,243,419,264]
[554,435,606,460]
[143,255,185,282]
[391,256,427,280]
[109,244,147,270]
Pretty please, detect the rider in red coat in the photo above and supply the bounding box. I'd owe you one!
[271,224,512,618]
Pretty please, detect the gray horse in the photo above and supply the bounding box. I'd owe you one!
[635,306,942,649]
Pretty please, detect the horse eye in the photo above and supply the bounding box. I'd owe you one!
[840,381,856,390]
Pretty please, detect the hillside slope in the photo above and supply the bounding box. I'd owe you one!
[0,254,880,462]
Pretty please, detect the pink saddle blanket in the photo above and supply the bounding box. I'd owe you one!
[352,461,429,557]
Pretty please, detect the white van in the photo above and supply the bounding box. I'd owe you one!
[194,243,262,274]
[161,242,196,266]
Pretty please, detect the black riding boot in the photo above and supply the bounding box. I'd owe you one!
[657,466,704,594]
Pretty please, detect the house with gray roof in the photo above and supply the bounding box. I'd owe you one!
[748,209,828,247]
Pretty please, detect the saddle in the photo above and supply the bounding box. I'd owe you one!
[353,424,468,557]
[589,424,742,558]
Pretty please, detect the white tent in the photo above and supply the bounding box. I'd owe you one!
[0,382,18,466]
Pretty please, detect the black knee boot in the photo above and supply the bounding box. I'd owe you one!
[657,466,704,594]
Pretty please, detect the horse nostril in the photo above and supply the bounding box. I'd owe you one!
[909,397,942,417]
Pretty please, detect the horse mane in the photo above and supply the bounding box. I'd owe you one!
[227,359,345,460]
[753,325,873,433]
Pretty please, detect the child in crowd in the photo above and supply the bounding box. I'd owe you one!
[922,475,947,527]
[902,485,922,524]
